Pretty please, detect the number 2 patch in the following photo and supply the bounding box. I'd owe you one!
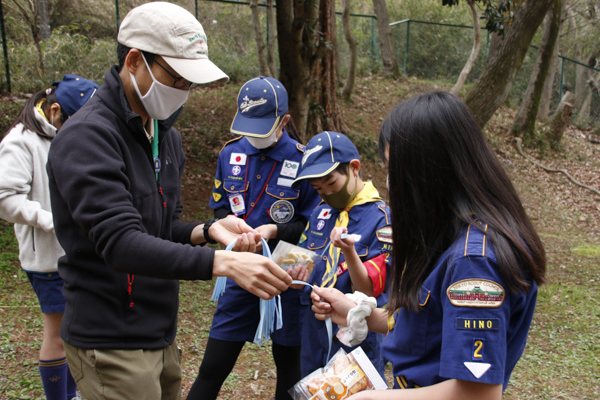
[472,338,485,361]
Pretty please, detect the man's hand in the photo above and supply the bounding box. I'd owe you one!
[213,251,292,299]
[209,216,263,250]
[310,287,356,326]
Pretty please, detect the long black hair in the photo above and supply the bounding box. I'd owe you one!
[382,91,546,312]
[3,89,66,141]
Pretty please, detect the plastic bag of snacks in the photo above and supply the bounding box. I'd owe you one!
[289,347,388,399]
[271,240,319,273]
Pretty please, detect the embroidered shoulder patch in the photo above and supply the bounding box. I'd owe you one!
[376,226,392,243]
[212,192,222,202]
[214,179,222,189]
[447,279,505,308]
[296,143,306,152]
[298,233,307,245]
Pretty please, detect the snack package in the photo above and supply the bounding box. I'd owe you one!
[289,348,388,399]
[271,240,319,273]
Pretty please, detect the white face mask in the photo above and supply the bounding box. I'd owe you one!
[129,53,190,120]
[246,131,279,149]
[246,120,284,149]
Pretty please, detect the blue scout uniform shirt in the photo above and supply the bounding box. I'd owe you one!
[383,223,538,391]
[299,199,392,377]
[209,130,317,229]
[209,131,321,346]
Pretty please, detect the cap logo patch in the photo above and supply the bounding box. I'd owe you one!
[302,145,323,166]
[447,279,505,308]
[240,96,267,113]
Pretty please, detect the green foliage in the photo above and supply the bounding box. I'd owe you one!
[0,220,19,271]
[1,27,115,93]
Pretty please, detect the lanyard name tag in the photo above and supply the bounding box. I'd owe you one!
[228,193,246,215]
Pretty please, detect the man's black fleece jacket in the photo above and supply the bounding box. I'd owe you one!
[47,66,214,350]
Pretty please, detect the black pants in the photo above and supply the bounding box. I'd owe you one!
[187,337,301,400]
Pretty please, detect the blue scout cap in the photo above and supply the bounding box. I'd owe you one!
[230,76,288,138]
[292,131,360,188]
[52,74,99,117]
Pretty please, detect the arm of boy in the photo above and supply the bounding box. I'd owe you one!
[330,227,374,296]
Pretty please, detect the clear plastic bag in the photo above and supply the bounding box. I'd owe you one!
[271,240,319,273]
[289,348,389,400]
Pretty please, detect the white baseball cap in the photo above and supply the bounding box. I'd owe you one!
[118,2,229,84]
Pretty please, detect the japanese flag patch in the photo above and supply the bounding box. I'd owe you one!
[318,208,332,220]
[230,153,247,165]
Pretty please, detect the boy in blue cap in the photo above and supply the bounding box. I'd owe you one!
[292,131,392,378]
[188,76,320,400]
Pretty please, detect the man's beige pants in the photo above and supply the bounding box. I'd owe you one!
[64,340,181,400]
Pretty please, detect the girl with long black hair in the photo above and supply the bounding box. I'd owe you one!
[309,91,546,399]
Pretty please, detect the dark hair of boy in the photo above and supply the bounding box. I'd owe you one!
[3,89,67,141]
[383,91,546,313]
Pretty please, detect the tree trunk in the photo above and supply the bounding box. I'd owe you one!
[547,90,574,148]
[311,0,347,134]
[512,0,562,144]
[450,0,480,97]
[538,35,561,120]
[38,0,50,40]
[372,0,400,78]
[574,52,598,124]
[464,0,555,128]
[250,0,272,77]
[276,0,319,142]
[266,0,277,77]
[341,0,357,100]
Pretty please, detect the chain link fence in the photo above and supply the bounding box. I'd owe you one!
[389,19,600,131]
[0,1,596,130]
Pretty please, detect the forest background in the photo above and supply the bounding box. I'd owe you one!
[0,0,599,399]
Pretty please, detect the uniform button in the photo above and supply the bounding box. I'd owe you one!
[230,185,235,190]
[280,191,285,196]
[250,202,255,207]
[257,174,261,180]
[260,156,266,161]
[310,242,315,247]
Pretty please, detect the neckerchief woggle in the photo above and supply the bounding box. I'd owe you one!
[211,238,283,346]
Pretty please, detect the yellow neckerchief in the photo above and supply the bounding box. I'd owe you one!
[35,100,50,122]
[321,181,382,288]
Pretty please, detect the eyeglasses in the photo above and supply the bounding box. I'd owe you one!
[154,59,199,89]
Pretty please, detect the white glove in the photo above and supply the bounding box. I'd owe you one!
[336,291,377,347]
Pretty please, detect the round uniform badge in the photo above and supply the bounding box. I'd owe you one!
[153,157,161,174]
[270,200,295,224]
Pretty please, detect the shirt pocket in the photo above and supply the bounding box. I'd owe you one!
[389,285,431,356]
[223,179,249,194]
[305,232,328,251]
[353,243,369,258]
[265,185,300,201]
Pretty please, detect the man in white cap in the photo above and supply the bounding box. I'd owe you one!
[46,3,291,398]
